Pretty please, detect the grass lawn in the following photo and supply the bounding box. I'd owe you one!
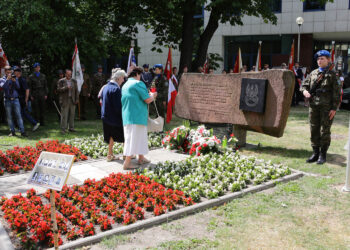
[1,105,350,249]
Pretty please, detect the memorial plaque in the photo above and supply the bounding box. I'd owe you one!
[175,70,295,137]
[239,78,267,113]
[27,152,74,191]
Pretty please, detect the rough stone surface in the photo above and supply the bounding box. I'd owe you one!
[175,70,295,137]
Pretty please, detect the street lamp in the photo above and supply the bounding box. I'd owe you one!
[296,17,304,63]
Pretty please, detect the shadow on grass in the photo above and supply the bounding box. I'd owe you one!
[243,145,346,167]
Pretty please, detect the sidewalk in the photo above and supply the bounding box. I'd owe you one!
[0,149,188,198]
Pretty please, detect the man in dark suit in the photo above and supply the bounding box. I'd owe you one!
[57,69,79,133]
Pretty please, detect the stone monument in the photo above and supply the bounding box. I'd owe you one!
[175,70,295,145]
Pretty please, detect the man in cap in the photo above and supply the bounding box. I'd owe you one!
[149,64,168,119]
[14,66,40,131]
[91,64,106,119]
[141,64,153,89]
[79,64,91,120]
[52,69,65,121]
[0,66,27,136]
[301,50,341,164]
[27,63,48,125]
[57,69,79,133]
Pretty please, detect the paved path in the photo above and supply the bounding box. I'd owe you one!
[0,149,188,198]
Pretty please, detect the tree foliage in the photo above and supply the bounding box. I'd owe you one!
[0,0,138,76]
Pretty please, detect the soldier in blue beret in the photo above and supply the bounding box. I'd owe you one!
[301,50,341,164]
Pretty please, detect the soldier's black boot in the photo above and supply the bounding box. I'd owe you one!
[317,146,328,165]
[306,147,320,163]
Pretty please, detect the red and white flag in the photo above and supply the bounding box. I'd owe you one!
[233,47,243,73]
[288,40,295,71]
[0,43,9,76]
[331,41,335,63]
[127,47,137,74]
[255,41,262,72]
[164,47,177,123]
[72,42,84,92]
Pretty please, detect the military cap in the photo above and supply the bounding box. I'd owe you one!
[97,64,103,69]
[57,69,64,75]
[4,65,11,70]
[154,64,163,69]
[13,66,21,72]
[314,50,331,59]
[143,64,149,68]
[33,62,40,68]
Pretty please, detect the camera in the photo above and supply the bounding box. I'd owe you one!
[11,73,16,79]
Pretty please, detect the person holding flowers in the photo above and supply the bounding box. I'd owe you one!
[121,66,157,170]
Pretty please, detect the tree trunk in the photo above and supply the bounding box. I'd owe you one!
[179,0,196,74]
[192,9,220,71]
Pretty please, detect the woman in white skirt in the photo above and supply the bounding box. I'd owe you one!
[121,66,157,170]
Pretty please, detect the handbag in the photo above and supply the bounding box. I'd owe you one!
[148,100,164,132]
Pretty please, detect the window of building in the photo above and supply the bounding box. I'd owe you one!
[270,0,282,13]
[303,0,325,11]
[194,6,204,19]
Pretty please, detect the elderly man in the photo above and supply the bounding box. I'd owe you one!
[57,69,79,133]
[27,63,48,126]
[0,66,27,136]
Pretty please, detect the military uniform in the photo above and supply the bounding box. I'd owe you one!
[301,51,341,164]
[149,74,168,118]
[91,72,106,118]
[27,72,48,125]
[79,72,91,120]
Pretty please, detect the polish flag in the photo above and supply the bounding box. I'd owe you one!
[72,42,84,92]
[127,47,137,74]
[288,40,295,70]
[255,41,262,72]
[233,47,243,73]
[331,41,335,63]
[164,47,177,123]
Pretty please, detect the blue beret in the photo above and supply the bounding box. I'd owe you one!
[33,62,40,68]
[314,50,331,59]
[154,64,163,69]
[143,64,149,68]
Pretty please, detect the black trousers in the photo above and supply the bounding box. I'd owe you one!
[32,95,46,125]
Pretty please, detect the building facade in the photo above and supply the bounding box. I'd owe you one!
[137,0,350,73]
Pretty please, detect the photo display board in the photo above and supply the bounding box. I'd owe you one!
[27,152,75,191]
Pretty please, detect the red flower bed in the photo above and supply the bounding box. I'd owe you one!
[0,140,87,175]
[0,173,194,249]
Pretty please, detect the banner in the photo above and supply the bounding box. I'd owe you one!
[72,43,84,92]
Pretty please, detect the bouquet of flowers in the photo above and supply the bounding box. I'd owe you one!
[162,126,190,152]
[189,136,221,156]
[188,125,212,144]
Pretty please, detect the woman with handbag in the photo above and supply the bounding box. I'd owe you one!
[121,66,157,170]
